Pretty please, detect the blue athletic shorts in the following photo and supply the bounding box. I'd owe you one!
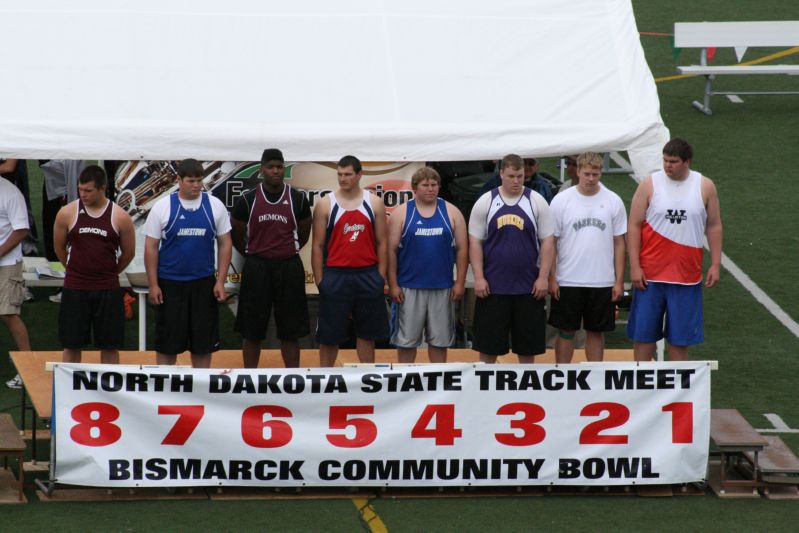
[315,266,389,345]
[626,282,703,346]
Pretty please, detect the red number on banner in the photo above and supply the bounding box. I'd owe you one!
[326,406,377,448]
[70,402,122,446]
[579,402,629,444]
[662,402,693,443]
[495,402,546,446]
[411,404,462,445]
[241,405,293,448]
[158,405,205,445]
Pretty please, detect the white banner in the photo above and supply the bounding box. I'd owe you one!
[53,362,710,488]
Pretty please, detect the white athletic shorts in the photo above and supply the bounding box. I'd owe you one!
[390,287,455,348]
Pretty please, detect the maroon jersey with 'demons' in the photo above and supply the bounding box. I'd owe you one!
[64,200,121,290]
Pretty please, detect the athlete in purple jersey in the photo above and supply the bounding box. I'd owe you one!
[468,154,554,364]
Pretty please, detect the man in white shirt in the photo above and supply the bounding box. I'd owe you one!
[548,153,627,363]
[0,177,31,388]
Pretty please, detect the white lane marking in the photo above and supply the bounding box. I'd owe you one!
[756,413,799,433]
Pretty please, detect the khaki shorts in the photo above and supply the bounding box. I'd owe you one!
[0,262,25,315]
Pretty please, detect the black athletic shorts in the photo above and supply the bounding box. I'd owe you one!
[472,294,546,357]
[59,287,125,350]
[235,255,310,341]
[155,276,220,355]
[548,286,615,332]
[315,266,389,345]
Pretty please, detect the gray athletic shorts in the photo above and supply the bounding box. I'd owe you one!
[390,288,455,348]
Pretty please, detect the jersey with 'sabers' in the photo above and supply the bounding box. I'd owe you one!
[397,198,454,289]
[483,188,541,295]
[64,199,120,290]
[245,184,300,259]
[324,190,377,267]
[641,170,706,284]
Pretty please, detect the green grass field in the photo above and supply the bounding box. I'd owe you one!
[2,1,799,530]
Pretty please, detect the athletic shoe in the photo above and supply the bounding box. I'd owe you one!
[23,288,34,302]
[49,291,61,303]
[5,375,22,389]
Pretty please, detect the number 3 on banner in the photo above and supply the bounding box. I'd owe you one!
[70,402,122,446]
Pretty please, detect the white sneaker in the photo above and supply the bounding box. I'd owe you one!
[5,375,22,389]
[49,291,61,303]
[23,288,34,302]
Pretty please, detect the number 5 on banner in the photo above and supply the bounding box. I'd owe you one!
[327,406,377,448]
[158,405,205,445]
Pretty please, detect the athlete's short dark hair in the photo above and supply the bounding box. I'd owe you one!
[78,165,107,188]
[337,155,362,174]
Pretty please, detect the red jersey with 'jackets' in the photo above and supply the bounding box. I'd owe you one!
[324,190,378,267]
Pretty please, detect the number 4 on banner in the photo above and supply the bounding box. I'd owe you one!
[411,404,463,445]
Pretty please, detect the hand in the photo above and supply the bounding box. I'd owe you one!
[532,277,548,300]
[705,264,720,288]
[474,277,490,298]
[389,285,404,304]
[549,278,560,300]
[450,281,465,301]
[611,281,623,302]
[148,285,163,305]
[213,281,227,302]
[630,266,647,290]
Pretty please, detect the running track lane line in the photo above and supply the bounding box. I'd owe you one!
[620,157,799,340]
[353,498,389,533]
[654,46,799,83]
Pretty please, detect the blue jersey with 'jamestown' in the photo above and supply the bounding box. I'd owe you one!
[484,188,540,294]
[397,198,455,289]
[158,192,217,281]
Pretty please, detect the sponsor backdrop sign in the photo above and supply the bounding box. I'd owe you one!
[54,362,710,488]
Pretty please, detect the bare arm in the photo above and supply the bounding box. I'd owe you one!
[297,216,312,249]
[468,234,489,298]
[372,197,388,282]
[627,176,652,290]
[703,177,722,288]
[214,232,233,301]
[0,159,17,174]
[230,218,248,256]
[310,196,330,286]
[612,234,626,301]
[115,208,136,273]
[0,229,28,260]
[386,204,406,303]
[533,235,554,299]
[449,203,468,301]
[144,236,162,304]
[548,236,560,300]
[53,203,74,267]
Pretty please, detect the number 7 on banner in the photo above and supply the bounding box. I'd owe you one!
[158,405,205,445]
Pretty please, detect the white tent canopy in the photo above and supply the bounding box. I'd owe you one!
[0,0,669,179]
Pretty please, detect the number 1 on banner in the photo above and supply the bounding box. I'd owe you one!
[662,402,693,443]
[411,404,462,445]
[158,405,205,445]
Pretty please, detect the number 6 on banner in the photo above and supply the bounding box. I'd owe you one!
[158,405,205,445]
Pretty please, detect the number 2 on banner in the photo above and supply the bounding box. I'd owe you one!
[158,405,205,445]
[411,404,462,445]
[70,402,122,446]
[579,402,629,444]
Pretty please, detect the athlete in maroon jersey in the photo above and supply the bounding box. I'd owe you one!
[231,148,312,368]
[311,155,389,367]
[53,166,135,364]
